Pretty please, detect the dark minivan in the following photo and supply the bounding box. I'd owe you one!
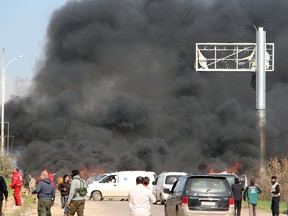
[165,175,235,216]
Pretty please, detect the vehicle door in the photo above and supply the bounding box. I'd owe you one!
[152,177,158,198]
[114,173,134,197]
[165,176,186,216]
[98,174,118,197]
[156,175,164,200]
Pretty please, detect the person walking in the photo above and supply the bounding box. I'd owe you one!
[0,175,8,216]
[9,168,23,207]
[58,175,71,216]
[243,179,262,216]
[66,169,87,216]
[32,171,55,216]
[29,175,36,194]
[231,177,244,216]
[128,176,156,216]
[270,176,280,216]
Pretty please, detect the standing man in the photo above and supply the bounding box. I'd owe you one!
[9,168,23,206]
[270,176,280,216]
[67,169,86,216]
[32,171,55,216]
[231,177,244,216]
[128,176,156,216]
[243,179,262,216]
[0,175,8,216]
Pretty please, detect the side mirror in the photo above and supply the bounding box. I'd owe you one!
[152,181,156,185]
[163,188,170,194]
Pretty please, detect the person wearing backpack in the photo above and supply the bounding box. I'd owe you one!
[243,179,262,216]
[66,169,87,216]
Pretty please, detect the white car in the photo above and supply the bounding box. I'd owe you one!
[87,171,156,201]
[152,172,187,204]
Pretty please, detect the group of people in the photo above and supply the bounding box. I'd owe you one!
[0,168,87,216]
[32,169,87,216]
[0,169,283,216]
[232,175,281,216]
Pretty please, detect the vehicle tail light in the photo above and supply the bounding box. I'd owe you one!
[181,196,188,206]
[229,197,234,208]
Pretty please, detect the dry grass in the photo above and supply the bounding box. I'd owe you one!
[247,155,288,202]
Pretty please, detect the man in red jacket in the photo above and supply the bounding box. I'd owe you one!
[9,168,23,206]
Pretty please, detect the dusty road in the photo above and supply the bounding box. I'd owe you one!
[49,196,283,216]
[5,194,284,216]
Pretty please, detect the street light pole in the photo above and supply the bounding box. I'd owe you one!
[1,48,23,166]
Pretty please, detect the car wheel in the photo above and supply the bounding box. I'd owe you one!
[92,191,103,201]
[164,205,168,216]
[160,194,165,205]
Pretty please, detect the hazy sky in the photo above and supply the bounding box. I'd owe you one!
[0,0,68,99]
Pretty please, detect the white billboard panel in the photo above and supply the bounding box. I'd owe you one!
[195,43,274,72]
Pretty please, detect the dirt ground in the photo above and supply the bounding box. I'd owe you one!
[3,192,286,216]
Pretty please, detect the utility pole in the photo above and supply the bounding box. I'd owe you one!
[1,49,23,169]
[1,49,5,168]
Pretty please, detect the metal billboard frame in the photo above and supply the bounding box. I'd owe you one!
[195,43,274,72]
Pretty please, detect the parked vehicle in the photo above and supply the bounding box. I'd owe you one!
[86,173,108,186]
[211,172,248,188]
[153,172,187,204]
[87,171,157,201]
[210,173,239,187]
[165,175,235,216]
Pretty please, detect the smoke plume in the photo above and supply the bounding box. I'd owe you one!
[6,0,288,174]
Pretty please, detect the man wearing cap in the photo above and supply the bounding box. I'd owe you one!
[66,169,86,216]
[128,176,156,216]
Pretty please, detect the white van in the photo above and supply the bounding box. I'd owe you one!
[152,172,187,204]
[87,171,157,201]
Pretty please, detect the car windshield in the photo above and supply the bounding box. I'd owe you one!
[95,174,107,181]
[165,175,182,185]
[186,178,230,195]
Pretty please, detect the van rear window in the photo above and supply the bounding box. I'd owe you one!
[165,175,182,185]
[186,178,230,195]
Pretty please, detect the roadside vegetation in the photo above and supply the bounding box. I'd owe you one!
[10,195,36,216]
[0,156,15,177]
[247,155,288,214]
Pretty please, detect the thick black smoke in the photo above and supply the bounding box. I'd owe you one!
[6,0,288,174]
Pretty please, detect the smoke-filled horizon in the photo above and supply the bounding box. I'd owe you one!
[6,0,288,175]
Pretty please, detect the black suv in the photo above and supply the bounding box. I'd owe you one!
[165,175,235,216]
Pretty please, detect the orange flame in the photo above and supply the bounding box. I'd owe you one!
[227,160,239,174]
[207,163,215,174]
[206,160,239,174]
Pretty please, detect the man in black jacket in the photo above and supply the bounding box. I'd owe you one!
[231,177,244,216]
[0,176,8,216]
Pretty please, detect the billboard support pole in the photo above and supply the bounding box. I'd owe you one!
[256,27,266,171]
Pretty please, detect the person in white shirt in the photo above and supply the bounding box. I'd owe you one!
[128,176,156,216]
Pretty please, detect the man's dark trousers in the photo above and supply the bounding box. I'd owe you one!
[271,196,280,216]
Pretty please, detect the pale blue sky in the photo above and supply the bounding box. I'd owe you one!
[0,0,68,98]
